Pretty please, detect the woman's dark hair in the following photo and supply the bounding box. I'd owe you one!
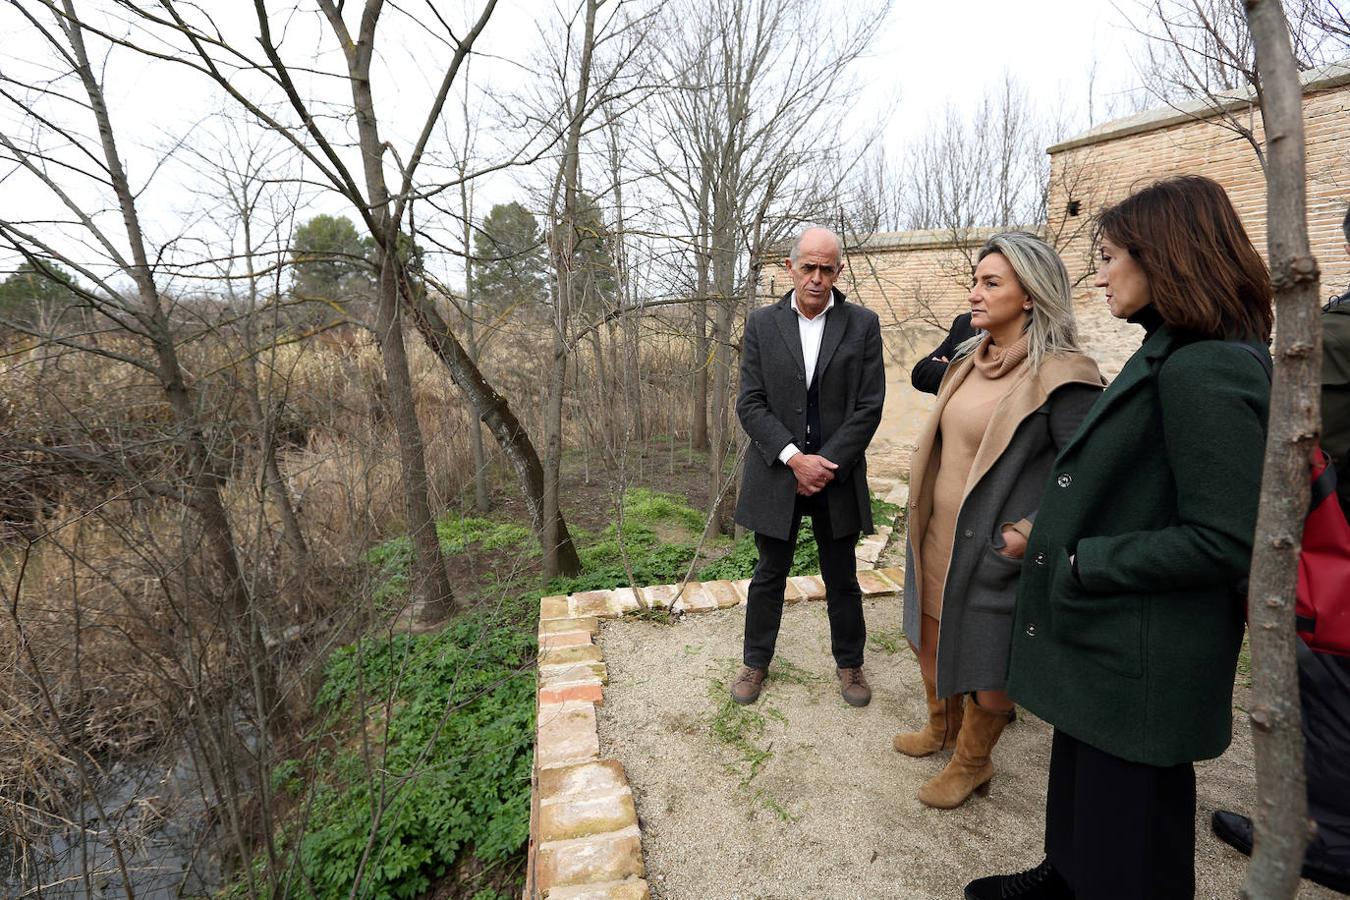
[1095,175,1273,342]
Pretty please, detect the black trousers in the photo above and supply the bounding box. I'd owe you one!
[742,492,865,669]
[1045,728,1196,899]
[1299,639,1350,867]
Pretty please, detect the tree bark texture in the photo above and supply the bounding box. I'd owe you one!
[328,0,456,619]
[1242,1,1320,896]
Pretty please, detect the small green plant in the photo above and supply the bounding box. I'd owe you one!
[868,627,907,655]
[767,658,825,685]
[273,600,537,900]
[704,661,798,821]
[435,516,532,553]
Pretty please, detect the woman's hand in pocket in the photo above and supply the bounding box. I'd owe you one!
[998,525,1027,560]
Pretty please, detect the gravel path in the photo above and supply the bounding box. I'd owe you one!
[595,598,1338,899]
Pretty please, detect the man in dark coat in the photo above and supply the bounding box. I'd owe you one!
[910,312,977,395]
[731,226,885,707]
[1209,205,1350,896]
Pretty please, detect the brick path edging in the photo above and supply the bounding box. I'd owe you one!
[523,484,909,899]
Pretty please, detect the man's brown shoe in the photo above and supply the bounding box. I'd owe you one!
[838,666,872,707]
[731,666,767,704]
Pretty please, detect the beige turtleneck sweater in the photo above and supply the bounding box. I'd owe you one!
[920,333,1030,619]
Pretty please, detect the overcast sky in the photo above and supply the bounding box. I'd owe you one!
[0,0,1150,281]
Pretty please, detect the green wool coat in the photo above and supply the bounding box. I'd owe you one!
[1006,321,1271,767]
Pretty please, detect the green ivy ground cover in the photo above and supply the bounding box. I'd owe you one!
[242,488,897,898]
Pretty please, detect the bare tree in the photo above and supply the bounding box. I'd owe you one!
[641,0,888,536]
[1129,0,1346,167]
[0,0,287,730]
[1242,0,1322,894]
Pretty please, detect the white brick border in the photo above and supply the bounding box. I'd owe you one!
[523,484,908,898]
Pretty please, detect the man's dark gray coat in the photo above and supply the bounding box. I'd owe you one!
[734,289,885,541]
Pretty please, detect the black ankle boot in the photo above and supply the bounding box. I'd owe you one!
[964,858,1073,899]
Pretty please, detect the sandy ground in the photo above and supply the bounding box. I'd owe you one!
[595,598,1339,900]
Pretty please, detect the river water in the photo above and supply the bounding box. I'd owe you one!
[3,743,225,899]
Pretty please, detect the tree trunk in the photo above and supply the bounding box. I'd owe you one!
[542,0,599,579]
[691,267,710,451]
[374,251,456,619]
[461,181,491,513]
[335,3,456,620]
[60,0,287,731]
[401,284,580,572]
[1242,1,1320,896]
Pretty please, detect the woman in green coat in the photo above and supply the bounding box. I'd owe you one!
[965,176,1273,900]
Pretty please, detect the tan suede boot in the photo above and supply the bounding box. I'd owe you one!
[917,697,1012,809]
[892,674,964,757]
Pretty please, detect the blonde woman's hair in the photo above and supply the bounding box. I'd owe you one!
[954,231,1083,371]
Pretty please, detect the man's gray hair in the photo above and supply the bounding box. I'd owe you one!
[954,231,1084,372]
[788,226,843,264]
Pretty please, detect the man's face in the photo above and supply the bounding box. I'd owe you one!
[786,230,843,316]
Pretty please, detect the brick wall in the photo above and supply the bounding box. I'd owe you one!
[1046,66,1350,312]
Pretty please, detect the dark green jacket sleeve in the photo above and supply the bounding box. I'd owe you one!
[1075,342,1269,593]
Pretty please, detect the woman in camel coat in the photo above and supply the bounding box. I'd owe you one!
[897,232,1102,809]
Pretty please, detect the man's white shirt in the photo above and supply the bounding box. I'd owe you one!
[777,291,835,465]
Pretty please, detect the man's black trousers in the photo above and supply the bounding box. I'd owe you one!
[1045,728,1197,899]
[742,491,865,669]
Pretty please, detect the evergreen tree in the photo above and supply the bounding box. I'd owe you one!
[0,260,80,325]
[290,215,374,301]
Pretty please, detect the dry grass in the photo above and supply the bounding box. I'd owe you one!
[0,308,712,870]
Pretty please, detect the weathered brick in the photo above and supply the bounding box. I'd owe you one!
[731,578,752,603]
[670,583,717,614]
[540,594,571,621]
[539,791,637,842]
[538,759,630,801]
[537,701,600,768]
[878,566,906,587]
[857,568,900,597]
[855,541,883,564]
[539,682,605,706]
[781,577,805,604]
[545,879,651,900]
[611,587,642,614]
[539,659,608,682]
[540,643,604,667]
[700,580,741,609]
[789,575,826,602]
[540,616,601,637]
[535,827,644,892]
[571,591,622,619]
[540,631,594,652]
[638,583,678,609]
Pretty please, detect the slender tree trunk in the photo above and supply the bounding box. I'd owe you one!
[60,0,286,730]
[373,250,456,618]
[705,218,736,539]
[401,287,579,569]
[1242,1,1319,896]
[335,3,456,620]
[543,0,598,578]
[691,251,710,451]
[461,181,491,513]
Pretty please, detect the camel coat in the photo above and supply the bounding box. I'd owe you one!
[902,349,1103,698]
